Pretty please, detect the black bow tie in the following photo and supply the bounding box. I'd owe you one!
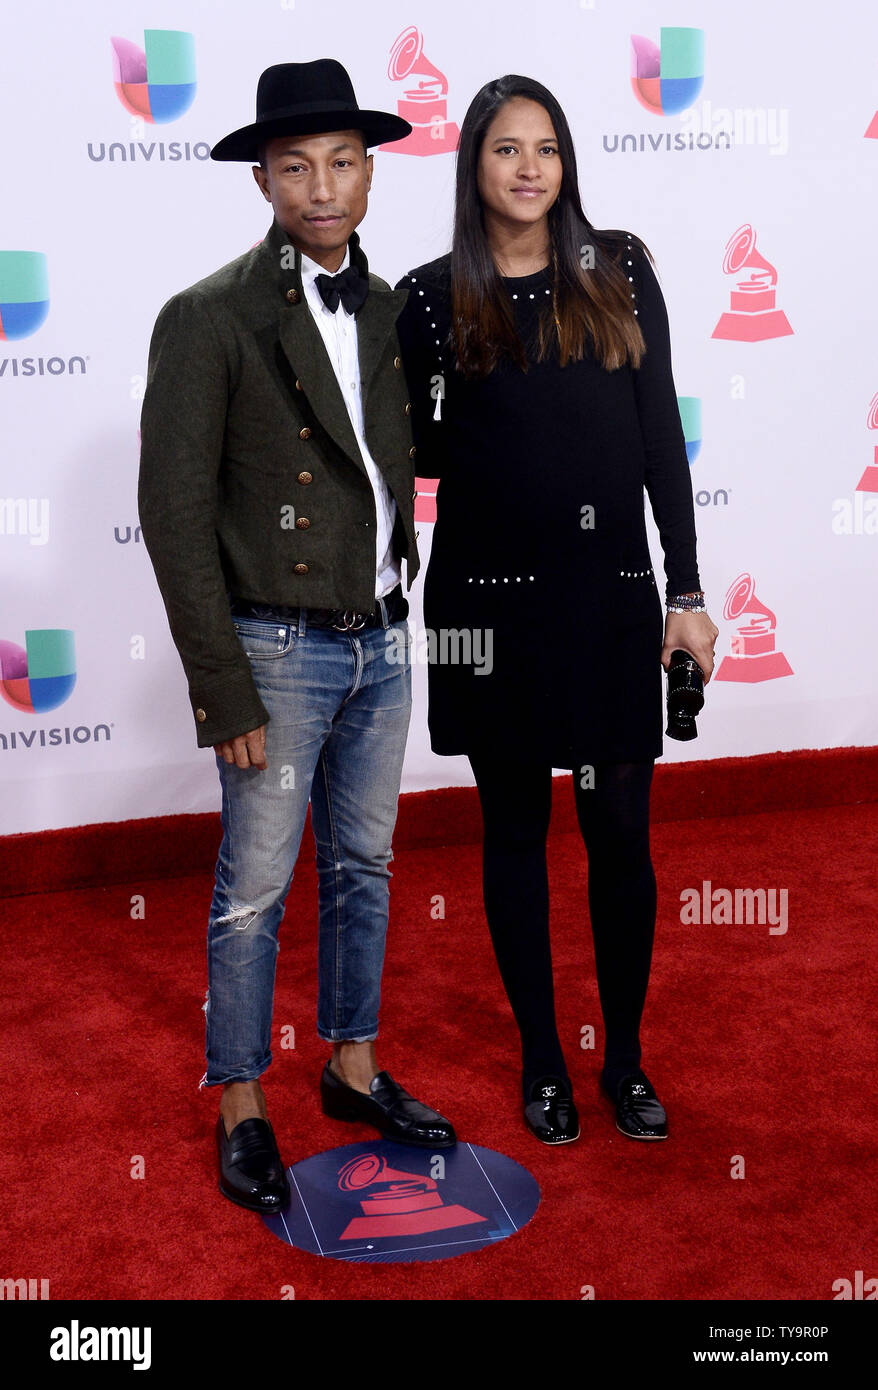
[314,264,368,314]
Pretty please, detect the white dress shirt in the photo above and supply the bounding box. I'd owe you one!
[299,247,401,600]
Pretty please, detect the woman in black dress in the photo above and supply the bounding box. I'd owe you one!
[395,75,719,1145]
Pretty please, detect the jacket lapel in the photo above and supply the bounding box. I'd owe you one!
[357,286,410,420]
[276,300,366,470]
[260,219,406,475]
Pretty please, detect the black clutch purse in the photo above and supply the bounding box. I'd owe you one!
[665,648,705,741]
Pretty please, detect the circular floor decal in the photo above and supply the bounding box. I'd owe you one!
[262,1139,541,1263]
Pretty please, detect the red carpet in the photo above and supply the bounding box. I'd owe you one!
[2,754,876,1300]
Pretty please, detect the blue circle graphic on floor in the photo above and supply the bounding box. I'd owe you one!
[262,1140,541,1262]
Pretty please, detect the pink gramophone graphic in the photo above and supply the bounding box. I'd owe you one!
[866,105,878,138]
[336,1152,486,1240]
[379,26,460,156]
[856,391,878,492]
[711,224,793,342]
[715,573,793,683]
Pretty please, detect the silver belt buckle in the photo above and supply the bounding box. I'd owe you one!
[331,608,368,631]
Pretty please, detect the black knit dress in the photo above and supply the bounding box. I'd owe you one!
[394,235,701,769]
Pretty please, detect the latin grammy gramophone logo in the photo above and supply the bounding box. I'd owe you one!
[262,1139,540,1261]
[866,103,878,138]
[715,573,793,683]
[712,224,793,342]
[856,390,878,492]
[380,26,460,156]
[337,1152,485,1240]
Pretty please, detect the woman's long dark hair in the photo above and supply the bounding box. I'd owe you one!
[452,74,650,376]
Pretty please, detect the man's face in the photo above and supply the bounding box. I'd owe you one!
[253,130,372,269]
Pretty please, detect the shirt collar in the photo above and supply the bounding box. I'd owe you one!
[300,244,351,289]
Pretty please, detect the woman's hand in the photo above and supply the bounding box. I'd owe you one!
[661,610,720,683]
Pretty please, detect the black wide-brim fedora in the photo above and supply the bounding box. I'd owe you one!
[210,58,412,161]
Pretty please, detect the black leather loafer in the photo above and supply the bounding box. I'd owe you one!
[524,1076,580,1144]
[320,1063,456,1148]
[216,1116,291,1212]
[604,1072,668,1140]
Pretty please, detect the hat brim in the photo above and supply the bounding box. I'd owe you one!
[210,109,413,161]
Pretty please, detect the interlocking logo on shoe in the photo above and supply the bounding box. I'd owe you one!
[631,1083,647,1096]
[541,1085,559,1099]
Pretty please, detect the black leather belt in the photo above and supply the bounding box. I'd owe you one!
[230,584,407,631]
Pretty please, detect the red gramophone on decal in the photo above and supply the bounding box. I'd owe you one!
[336,1152,486,1240]
[712,224,793,342]
[379,26,460,156]
[856,391,878,492]
[715,573,793,683]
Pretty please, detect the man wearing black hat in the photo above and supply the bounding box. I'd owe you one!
[138,60,456,1215]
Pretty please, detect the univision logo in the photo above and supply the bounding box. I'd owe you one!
[112,30,196,123]
[0,630,110,750]
[605,28,727,154]
[631,27,704,115]
[0,629,76,712]
[0,252,48,340]
[678,396,702,464]
[676,396,730,507]
[0,250,88,376]
[87,31,209,162]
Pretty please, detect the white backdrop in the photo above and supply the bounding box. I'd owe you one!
[1,0,876,835]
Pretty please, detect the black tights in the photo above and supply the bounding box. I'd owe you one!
[467,752,657,1099]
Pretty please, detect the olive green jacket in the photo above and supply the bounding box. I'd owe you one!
[137,217,420,748]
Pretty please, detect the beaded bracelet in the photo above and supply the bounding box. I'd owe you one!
[666,591,706,614]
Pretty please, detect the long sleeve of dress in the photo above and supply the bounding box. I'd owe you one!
[630,246,702,597]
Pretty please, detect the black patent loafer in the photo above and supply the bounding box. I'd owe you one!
[524,1076,580,1145]
[605,1072,668,1140]
[320,1063,456,1148]
[216,1116,291,1212]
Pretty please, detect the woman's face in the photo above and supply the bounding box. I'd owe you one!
[476,97,563,228]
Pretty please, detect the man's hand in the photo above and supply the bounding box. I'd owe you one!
[661,611,720,684]
[213,724,268,770]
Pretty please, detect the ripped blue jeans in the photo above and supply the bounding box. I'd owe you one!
[200,596,412,1087]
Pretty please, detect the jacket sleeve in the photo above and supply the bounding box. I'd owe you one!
[394,274,446,479]
[630,246,702,599]
[137,291,270,748]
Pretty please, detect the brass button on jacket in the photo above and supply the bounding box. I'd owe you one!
[404,401,412,415]
[393,355,402,369]
[297,471,312,484]
[295,378,303,391]
[408,445,417,459]
[295,517,310,529]
[293,562,309,575]
[286,287,300,304]
[195,707,207,722]
[298,426,312,440]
